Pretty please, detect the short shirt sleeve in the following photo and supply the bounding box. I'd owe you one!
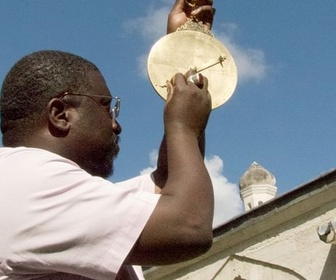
[0,148,160,279]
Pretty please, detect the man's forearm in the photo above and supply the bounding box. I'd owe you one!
[152,131,206,190]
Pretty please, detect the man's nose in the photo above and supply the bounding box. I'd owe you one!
[112,118,122,135]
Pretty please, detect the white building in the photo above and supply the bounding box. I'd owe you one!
[145,165,336,279]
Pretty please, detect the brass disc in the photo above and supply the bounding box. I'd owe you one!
[147,30,238,109]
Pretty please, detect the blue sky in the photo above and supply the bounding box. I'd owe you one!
[1,1,335,226]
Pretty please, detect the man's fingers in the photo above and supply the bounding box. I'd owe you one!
[166,80,174,102]
[187,73,204,88]
[191,6,215,27]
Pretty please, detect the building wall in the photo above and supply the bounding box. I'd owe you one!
[174,202,336,280]
[145,171,336,280]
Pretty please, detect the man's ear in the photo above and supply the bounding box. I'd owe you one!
[47,98,72,136]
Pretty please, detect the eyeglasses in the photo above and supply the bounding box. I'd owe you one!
[59,92,120,119]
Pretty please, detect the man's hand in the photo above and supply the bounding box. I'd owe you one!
[164,72,211,139]
[167,0,215,34]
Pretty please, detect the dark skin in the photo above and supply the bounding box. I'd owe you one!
[19,0,215,266]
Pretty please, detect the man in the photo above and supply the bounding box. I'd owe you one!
[0,0,215,279]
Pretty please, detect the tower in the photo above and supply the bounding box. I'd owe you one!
[239,162,277,211]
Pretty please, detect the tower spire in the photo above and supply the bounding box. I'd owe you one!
[239,162,277,211]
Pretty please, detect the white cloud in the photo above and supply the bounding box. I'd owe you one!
[123,5,269,83]
[140,149,158,175]
[215,23,268,83]
[140,150,243,228]
[123,5,169,79]
[136,53,149,79]
[123,6,169,43]
[205,155,243,227]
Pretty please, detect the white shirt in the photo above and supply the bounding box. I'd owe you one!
[0,147,160,279]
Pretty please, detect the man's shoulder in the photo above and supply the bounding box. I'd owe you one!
[0,146,72,162]
[0,146,81,174]
[1,146,55,156]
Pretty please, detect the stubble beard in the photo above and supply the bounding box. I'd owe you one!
[83,136,120,179]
